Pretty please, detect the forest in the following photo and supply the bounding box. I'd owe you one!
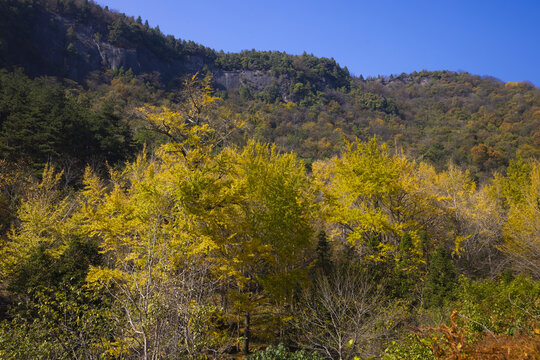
[0,74,538,359]
[0,0,539,359]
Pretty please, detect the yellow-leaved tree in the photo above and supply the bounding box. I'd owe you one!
[169,140,317,354]
[217,142,316,354]
[81,74,235,359]
[313,137,436,266]
[0,165,74,280]
[80,73,317,357]
[500,159,540,278]
[432,163,505,276]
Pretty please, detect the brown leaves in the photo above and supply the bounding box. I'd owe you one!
[423,310,540,360]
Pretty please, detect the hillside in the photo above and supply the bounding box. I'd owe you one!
[1,1,539,359]
[0,0,348,98]
[1,0,538,179]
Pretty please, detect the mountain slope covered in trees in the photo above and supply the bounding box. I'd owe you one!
[1,0,538,178]
[0,1,539,359]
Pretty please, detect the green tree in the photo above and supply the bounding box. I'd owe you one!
[424,246,457,308]
[316,230,332,275]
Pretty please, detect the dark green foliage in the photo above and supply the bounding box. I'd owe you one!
[315,230,332,275]
[420,143,448,164]
[259,82,282,104]
[398,232,413,260]
[239,85,253,100]
[9,236,101,295]
[0,234,109,359]
[0,284,113,359]
[350,89,398,114]
[388,233,417,299]
[424,246,457,308]
[419,231,431,266]
[0,70,133,171]
[107,18,126,44]
[248,344,323,360]
[501,268,514,283]
[390,268,418,301]
[0,194,9,236]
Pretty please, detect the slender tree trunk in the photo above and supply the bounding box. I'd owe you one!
[242,310,250,355]
[143,333,148,360]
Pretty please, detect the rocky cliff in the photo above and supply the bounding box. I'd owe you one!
[1,5,202,83]
[0,1,350,102]
[0,1,292,96]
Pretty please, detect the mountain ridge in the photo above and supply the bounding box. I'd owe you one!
[0,0,538,179]
[0,0,353,103]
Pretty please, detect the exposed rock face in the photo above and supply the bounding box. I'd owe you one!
[213,70,292,100]
[214,70,278,90]
[13,10,195,83]
[1,6,282,93]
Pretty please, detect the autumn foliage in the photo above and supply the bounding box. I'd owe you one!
[0,73,538,359]
[423,310,540,360]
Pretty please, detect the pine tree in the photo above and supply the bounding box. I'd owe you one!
[316,230,332,275]
[424,246,457,307]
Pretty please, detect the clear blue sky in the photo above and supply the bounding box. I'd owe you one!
[96,0,540,85]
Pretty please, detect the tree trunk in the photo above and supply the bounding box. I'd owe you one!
[242,310,250,355]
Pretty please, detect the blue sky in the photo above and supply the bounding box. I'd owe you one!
[96,0,540,85]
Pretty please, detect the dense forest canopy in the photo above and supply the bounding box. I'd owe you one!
[0,0,539,359]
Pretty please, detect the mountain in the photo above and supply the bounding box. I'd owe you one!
[0,0,538,178]
[1,2,539,358]
[0,0,349,100]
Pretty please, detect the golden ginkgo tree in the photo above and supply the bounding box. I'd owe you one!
[313,137,438,266]
[500,159,540,278]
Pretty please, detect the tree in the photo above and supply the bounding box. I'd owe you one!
[80,76,235,358]
[315,230,332,275]
[314,138,404,254]
[431,163,507,276]
[180,141,317,354]
[500,160,540,278]
[140,73,243,158]
[0,165,74,282]
[0,165,111,359]
[0,284,113,359]
[86,70,316,354]
[0,159,32,239]
[424,246,457,308]
[296,265,403,360]
[313,137,435,268]
[108,18,126,44]
[82,156,225,358]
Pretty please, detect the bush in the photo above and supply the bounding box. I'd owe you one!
[248,344,323,360]
[455,275,540,335]
[383,334,435,360]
